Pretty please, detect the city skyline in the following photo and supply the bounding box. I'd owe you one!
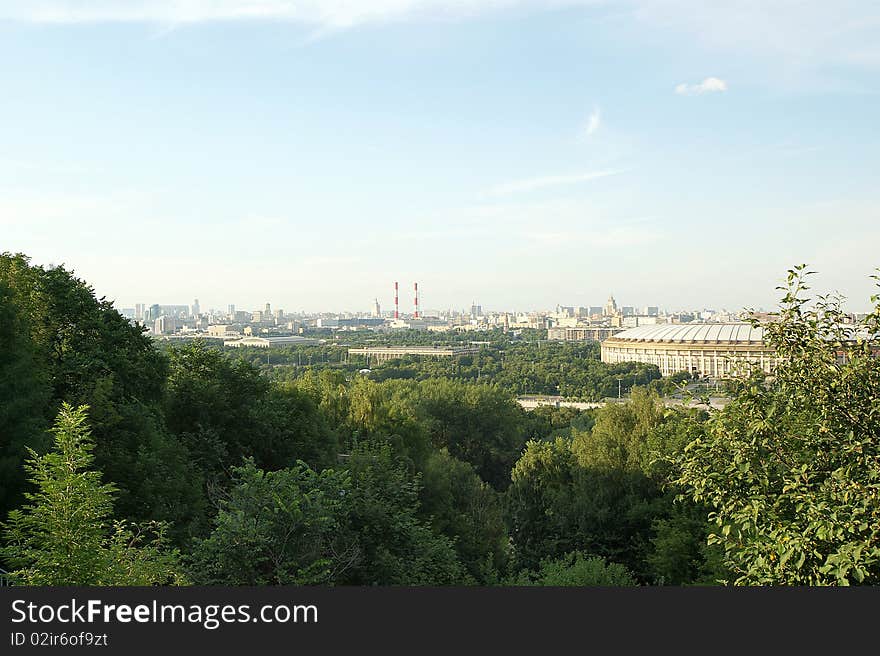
[2,1,879,312]
[114,288,774,318]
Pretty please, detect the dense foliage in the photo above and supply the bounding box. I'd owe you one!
[675,266,880,585]
[1,404,185,585]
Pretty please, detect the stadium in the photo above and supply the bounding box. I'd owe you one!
[600,323,774,378]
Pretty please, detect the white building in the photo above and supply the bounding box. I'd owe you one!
[601,323,775,378]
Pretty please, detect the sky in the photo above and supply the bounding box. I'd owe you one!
[2,1,879,314]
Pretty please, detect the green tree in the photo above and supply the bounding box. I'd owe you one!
[0,253,198,541]
[572,388,665,472]
[508,551,637,586]
[0,281,51,520]
[676,266,880,585]
[414,379,527,489]
[508,397,719,583]
[340,442,467,585]
[419,449,510,583]
[1,404,185,585]
[165,341,337,482]
[189,460,356,585]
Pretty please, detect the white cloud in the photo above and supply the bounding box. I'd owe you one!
[485,169,622,196]
[4,2,879,78]
[0,1,603,29]
[674,76,728,95]
[584,106,601,137]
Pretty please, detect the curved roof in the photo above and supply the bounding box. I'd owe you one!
[605,322,765,344]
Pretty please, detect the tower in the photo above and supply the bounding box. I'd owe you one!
[414,282,420,319]
[604,295,618,317]
[394,282,399,319]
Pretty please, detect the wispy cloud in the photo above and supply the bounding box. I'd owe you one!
[5,2,879,79]
[0,1,604,29]
[584,106,601,137]
[485,169,623,196]
[675,77,728,95]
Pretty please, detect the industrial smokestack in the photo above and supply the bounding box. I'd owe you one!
[394,281,399,319]
[414,282,420,319]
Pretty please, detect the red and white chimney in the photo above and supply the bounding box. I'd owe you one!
[414,282,420,319]
[394,281,399,319]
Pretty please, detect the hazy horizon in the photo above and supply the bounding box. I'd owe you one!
[2,1,879,313]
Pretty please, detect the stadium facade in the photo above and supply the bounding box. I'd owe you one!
[600,323,774,378]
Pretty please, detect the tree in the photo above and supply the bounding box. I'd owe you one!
[165,341,337,482]
[507,551,637,586]
[508,398,719,583]
[339,443,467,585]
[572,388,665,472]
[414,379,528,489]
[419,449,510,583]
[189,460,356,585]
[0,253,198,541]
[676,266,880,585]
[0,280,51,520]
[1,404,185,585]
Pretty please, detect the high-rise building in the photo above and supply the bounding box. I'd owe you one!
[227,304,235,317]
[265,303,271,316]
[192,298,200,317]
[604,295,618,317]
[373,298,381,318]
[149,304,160,322]
[153,315,177,335]
[135,303,145,321]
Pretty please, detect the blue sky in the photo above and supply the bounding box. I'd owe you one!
[2,1,878,314]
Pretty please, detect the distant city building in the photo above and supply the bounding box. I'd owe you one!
[224,336,320,348]
[319,317,387,329]
[470,303,483,318]
[604,295,618,317]
[265,303,271,317]
[601,323,775,378]
[135,303,145,321]
[192,298,200,317]
[151,305,189,319]
[153,315,178,335]
[227,304,235,317]
[644,306,659,317]
[120,307,136,319]
[348,345,480,364]
[207,324,235,337]
[373,298,381,318]
[547,326,626,342]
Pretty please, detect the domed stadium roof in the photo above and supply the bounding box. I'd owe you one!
[606,322,765,344]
